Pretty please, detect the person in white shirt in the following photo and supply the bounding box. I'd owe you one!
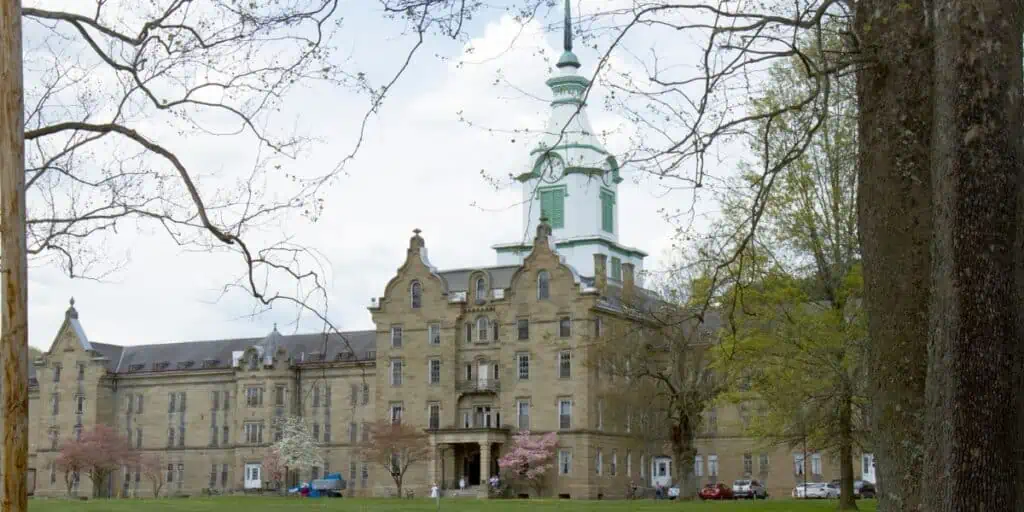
[430,482,439,498]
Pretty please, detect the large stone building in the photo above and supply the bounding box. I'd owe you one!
[24,3,875,500]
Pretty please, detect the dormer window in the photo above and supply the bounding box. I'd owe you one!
[410,281,422,309]
[248,353,259,370]
[475,278,487,303]
[476,317,489,342]
[538,271,551,300]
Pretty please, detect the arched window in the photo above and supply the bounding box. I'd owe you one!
[475,277,487,302]
[476,317,489,342]
[410,281,422,309]
[248,352,260,370]
[537,270,550,300]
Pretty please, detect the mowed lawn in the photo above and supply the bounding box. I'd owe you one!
[28,497,878,512]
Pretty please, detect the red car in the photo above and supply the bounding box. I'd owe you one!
[699,482,735,500]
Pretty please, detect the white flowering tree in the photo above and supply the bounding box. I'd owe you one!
[273,416,323,486]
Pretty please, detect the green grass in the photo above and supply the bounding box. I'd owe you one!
[27,497,878,512]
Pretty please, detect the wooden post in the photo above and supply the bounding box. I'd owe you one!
[0,1,27,511]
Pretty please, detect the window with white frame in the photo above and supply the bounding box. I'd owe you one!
[390,360,403,386]
[428,359,441,384]
[516,400,530,430]
[75,395,85,414]
[429,323,441,345]
[428,403,440,430]
[760,453,770,473]
[476,317,489,342]
[517,353,529,380]
[708,455,718,477]
[517,319,529,340]
[558,399,572,429]
[475,278,487,302]
[410,281,422,309]
[391,325,403,348]
[743,453,753,475]
[558,449,572,475]
[794,454,805,475]
[595,449,603,475]
[537,271,550,300]
[811,453,822,475]
[611,450,618,476]
[626,450,632,476]
[695,455,703,477]
[558,351,571,379]
[244,422,263,444]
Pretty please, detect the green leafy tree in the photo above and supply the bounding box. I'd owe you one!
[709,49,865,510]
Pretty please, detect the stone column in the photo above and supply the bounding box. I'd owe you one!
[479,442,492,498]
[428,443,440,488]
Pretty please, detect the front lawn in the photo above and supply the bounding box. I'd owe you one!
[28,496,877,512]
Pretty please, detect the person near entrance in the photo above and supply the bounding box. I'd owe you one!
[459,476,466,490]
[430,482,440,498]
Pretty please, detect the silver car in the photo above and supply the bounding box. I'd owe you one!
[732,479,768,499]
[793,482,838,499]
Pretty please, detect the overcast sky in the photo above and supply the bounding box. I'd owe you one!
[26,1,731,350]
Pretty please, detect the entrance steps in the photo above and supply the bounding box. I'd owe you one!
[444,486,482,498]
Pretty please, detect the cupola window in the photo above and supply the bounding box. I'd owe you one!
[410,281,422,309]
[475,278,487,302]
[538,270,551,300]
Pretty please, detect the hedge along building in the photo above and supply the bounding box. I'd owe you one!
[24,0,868,500]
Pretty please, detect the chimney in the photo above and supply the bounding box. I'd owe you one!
[593,254,607,294]
[622,263,635,304]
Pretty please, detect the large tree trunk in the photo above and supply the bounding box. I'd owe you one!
[670,422,697,500]
[855,2,933,510]
[0,1,28,510]
[837,394,857,511]
[924,1,1023,510]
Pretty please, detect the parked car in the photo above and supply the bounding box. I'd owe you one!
[793,482,838,499]
[828,479,877,499]
[699,482,735,500]
[732,479,768,499]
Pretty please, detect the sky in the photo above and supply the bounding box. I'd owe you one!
[23,1,735,350]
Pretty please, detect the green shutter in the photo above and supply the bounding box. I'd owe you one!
[611,257,622,281]
[600,190,615,233]
[540,188,565,228]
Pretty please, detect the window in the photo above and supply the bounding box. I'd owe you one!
[517,319,529,340]
[475,278,486,302]
[390,360,403,386]
[167,464,174,483]
[794,454,805,475]
[743,453,753,475]
[275,385,285,407]
[594,317,602,337]
[760,453,770,473]
[361,383,369,405]
[811,453,822,475]
[558,351,571,379]
[611,257,622,281]
[362,422,369,442]
[427,359,441,384]
[559,317,571,337]
[640,455,646,477]
[74,395,85,414]
[349,422,357,443]
[559,449,572,475]
[517,353,530,380]
[429,323,441,345]
[862,454,871,475]
[312,467,320,480]
[390,403,403,424]
[178,426,185,447]
[211,391,220,411]
[52,364,61,382]
[600,188,615,233]
[708,455,719,477]
[429,403,440,430]
[77,363,85,381]
[539,188,565,228]
[222,426,229,445]
[246,387,263,407]
[464,323,472,343]
[313,385,321,408]
[559,399,572,429]
[695,455,703,477]
[476,317,489,342]
[177,464,184,488]
[597,400,604,430]
[312,423,320,441]
[221,464,228,487]
[361,463,369,486]
[350,384,358,406]
[210,464,217,488]
[168,428,175,448]
[50,393,58,415]
[517,400,530,430]
[465,364,472,381]
[410,281,422,309]
[707,408,718,433]
[611,450,618,476]
[136,428,142,449]
[349,462,357,483]
[222,391,229,410]
[595,449,603,475]
[493,319,499,341]
[537,271,550,300]
[391,325,403,348]
[244,422,263,444]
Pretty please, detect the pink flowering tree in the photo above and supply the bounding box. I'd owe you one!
[497,431,558,496]
[262,447,285,492]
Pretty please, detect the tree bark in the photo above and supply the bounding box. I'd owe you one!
[924,1,1023,510]
[0,0,28,511]
[671,421,697,499]
[838,394,857,511]
[855,2,933,510]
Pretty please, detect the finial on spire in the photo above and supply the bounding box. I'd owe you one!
[413,228,422,236]
[69,297,75,308]
[66,297,79,320]
[563,0,573,52]
[409,228,425,252]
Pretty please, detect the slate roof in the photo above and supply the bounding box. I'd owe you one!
[437,265,520,292]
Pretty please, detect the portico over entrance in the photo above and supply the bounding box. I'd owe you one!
[428,428,508,497]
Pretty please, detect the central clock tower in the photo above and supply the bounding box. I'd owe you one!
[493,0,647,283]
